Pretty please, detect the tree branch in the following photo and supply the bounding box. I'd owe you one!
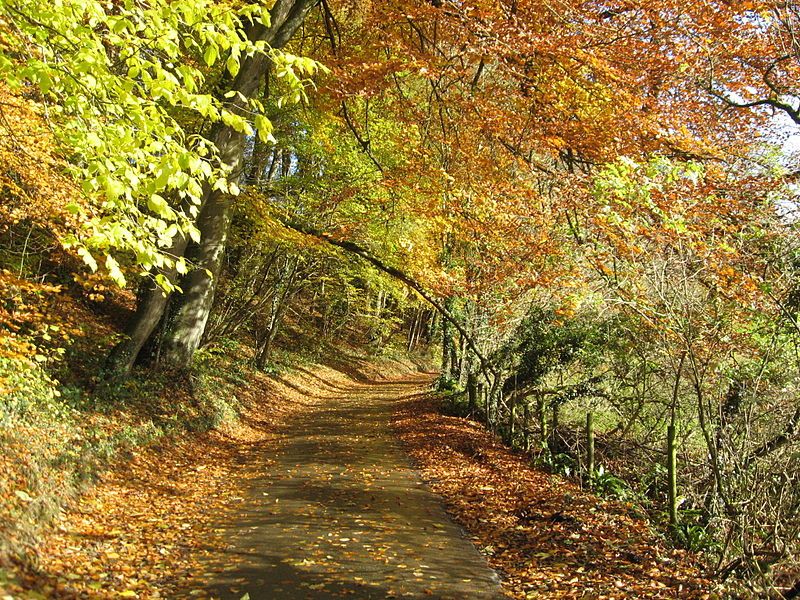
[340,101,385,174]
[278,218,498,381]
[743,405,800,468]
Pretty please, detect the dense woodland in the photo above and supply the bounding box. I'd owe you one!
[1,0,800,597]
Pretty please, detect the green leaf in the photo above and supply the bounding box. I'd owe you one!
[226,55,240,77]
[105,254,127,287]
[203,44,219,67]
[254,114,274,143]
[147,194,170,216]
[77,247,98,272]
[154,273,174,293]
[188,225,201,243]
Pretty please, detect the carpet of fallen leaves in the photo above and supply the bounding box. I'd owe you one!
[1,363,324,599]
[392,393,718,600]
[1,354,423,599]
[3,354,720,599]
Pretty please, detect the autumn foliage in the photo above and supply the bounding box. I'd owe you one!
[2,0,800,597]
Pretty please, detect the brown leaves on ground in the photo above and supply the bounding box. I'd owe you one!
[0,84,87,235]
[2,366,321,599]
[3,359,714,599]
[392,393,715,600]
[2,355,422,599]
[9,438,244,599]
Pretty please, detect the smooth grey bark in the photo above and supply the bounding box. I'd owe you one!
[104,235,189,375]
[160,0,317,369]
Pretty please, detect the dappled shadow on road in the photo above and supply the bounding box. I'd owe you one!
[195,375,506,600]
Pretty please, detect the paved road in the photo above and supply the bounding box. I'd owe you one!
[202,372,505,600]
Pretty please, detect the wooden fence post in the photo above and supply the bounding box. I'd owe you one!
[467,372,477,414]
[586,412,595,488]
[523,400,531,451]
[480,384,490,427]
[667,424,678,528]
[538,396,547,448]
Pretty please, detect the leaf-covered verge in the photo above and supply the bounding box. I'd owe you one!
[0,297,252,575]
[0,352,423,599]
[0,328,424,598]
[392,392,717,600]
[0,76,266,579]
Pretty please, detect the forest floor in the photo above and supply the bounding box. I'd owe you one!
[392,394,714,599]
[1,358,712,599]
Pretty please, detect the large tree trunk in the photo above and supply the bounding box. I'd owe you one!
[105,0,317,375]
[104,236,189,375]
[159,0,317,369]
[160,193,237,367]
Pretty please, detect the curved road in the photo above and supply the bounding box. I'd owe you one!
[202,372,506,600]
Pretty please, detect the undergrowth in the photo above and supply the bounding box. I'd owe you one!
[433,386,724,562]
[0,330,250,570]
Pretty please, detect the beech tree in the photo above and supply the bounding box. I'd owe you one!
[104,0,320,374]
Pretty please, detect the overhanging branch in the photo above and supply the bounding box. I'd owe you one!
[279,219,498,381]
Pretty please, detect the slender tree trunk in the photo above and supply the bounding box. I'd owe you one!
[254,307,281,369]
[407,307,421,352]
[448,334,459,379]
[441,299,453,376]
[157,0,317,369]
[426,310,438,345]
[421,309,432,346]
[458,334,469,386]
[458,301,475,387]
[412,308,423,350]
[488,375,502,432]
[204,247,281,345]
[254,258,297,369]
[375,289,384,318]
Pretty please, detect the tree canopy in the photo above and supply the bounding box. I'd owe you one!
[2,0,800,595]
